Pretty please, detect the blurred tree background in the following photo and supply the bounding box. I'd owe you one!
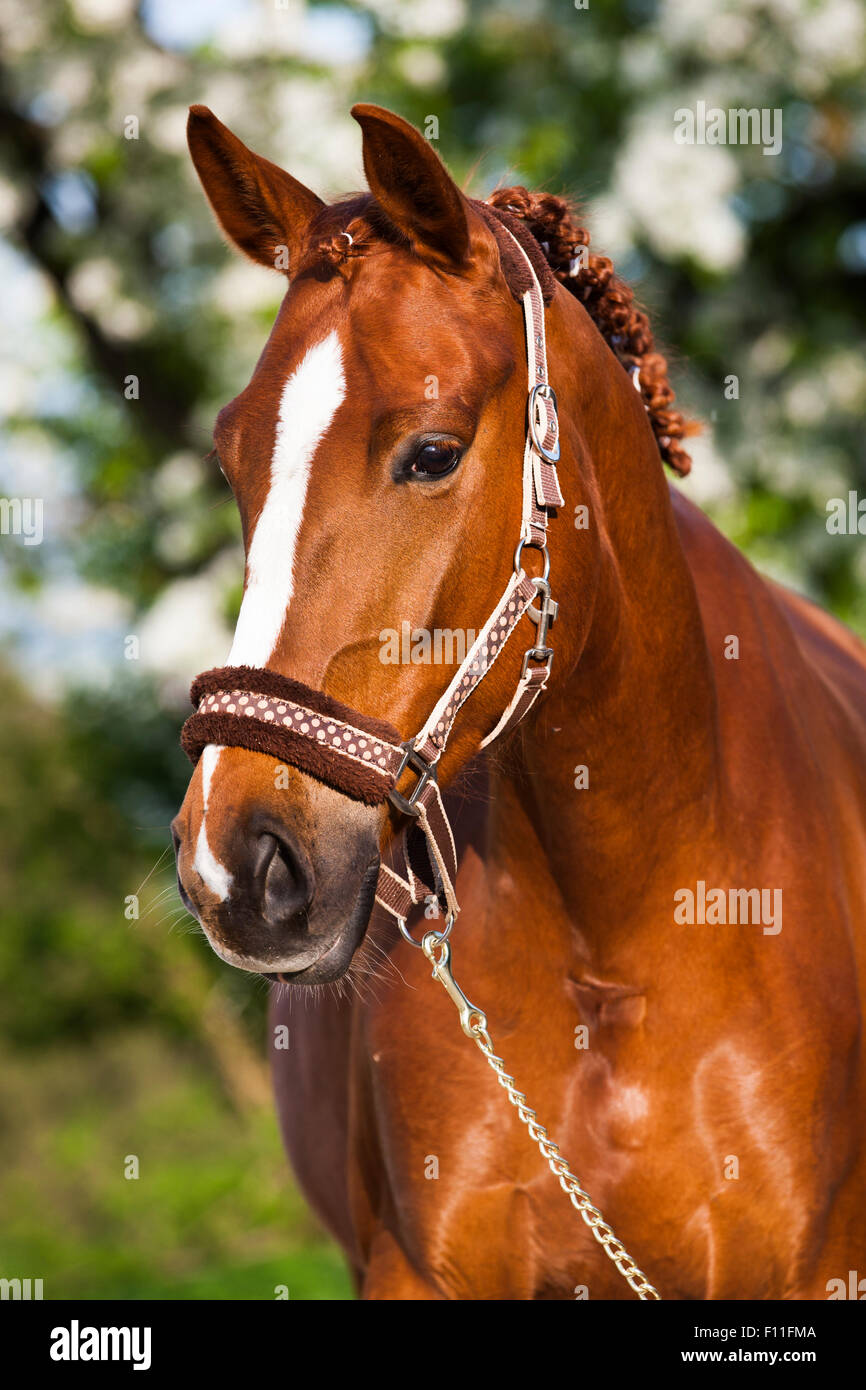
[0,0,863,1298]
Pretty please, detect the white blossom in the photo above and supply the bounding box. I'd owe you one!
[609,119,745,271]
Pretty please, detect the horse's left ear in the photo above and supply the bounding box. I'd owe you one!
[351,104,470,267]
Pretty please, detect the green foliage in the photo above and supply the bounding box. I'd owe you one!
[0,1032,352,1300]
[0,663,347,1297]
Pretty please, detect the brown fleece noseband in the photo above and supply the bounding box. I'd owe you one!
[181,217,563,943]
[182,666,404,806]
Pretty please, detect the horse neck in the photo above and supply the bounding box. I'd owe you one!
[491,292,720,954]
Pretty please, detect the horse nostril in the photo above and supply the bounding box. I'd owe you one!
[255,831,313,928]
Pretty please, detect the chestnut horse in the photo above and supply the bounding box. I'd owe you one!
[171,104,866,1300]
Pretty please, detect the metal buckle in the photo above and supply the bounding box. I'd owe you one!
[528,383,560,462]
[520,646,554,682]
[387,742,438,818]
[527,576,558,645]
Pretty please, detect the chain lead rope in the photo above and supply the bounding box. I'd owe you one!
[421,932,661,1301]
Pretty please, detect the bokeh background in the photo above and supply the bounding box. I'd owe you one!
[0,0,863,1299]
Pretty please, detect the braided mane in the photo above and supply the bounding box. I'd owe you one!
[485,188,696,477]
[312,186,696,477]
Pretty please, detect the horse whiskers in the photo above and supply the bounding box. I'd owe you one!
[269,958,382,1012]
[137,870,186,902]
[143,902,195,934]
[336,928,417,1007]
[356,933,413,990]
[132,843,175,899]
[140,885,183,911]
[341,966,380,1008]
[157,914,195,939]
[137,885,182,918]
[167,912,203,938]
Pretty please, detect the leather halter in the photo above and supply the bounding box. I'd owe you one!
[182,227,564,943]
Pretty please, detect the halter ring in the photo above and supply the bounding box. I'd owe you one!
[514,537,550,583]
[398,910,455,950]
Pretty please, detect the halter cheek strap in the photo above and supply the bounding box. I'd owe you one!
[181,227,563,942]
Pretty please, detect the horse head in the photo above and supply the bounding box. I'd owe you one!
[171,104,680,984]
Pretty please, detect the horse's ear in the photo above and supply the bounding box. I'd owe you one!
[351,104,469,266]
[187,106,324,272]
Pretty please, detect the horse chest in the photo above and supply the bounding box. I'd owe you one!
[355,969,662,1296]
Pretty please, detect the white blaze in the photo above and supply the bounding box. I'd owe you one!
[193,743,232,901]
[228,330,346,666]
[191,333,345,903]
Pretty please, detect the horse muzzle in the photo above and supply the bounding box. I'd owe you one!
[171,753,382,983]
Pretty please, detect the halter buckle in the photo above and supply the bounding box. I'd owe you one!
[527,576,558,647]
[520,646,554,682]
[528,383,560,462]
[388,742,438,818]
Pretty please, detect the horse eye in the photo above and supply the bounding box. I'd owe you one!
[410,440,462,479]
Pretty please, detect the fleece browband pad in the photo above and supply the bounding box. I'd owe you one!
[471,201,557,306]
[181,666,404,806]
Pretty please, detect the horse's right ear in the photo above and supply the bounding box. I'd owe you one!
[186,106,324,272]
